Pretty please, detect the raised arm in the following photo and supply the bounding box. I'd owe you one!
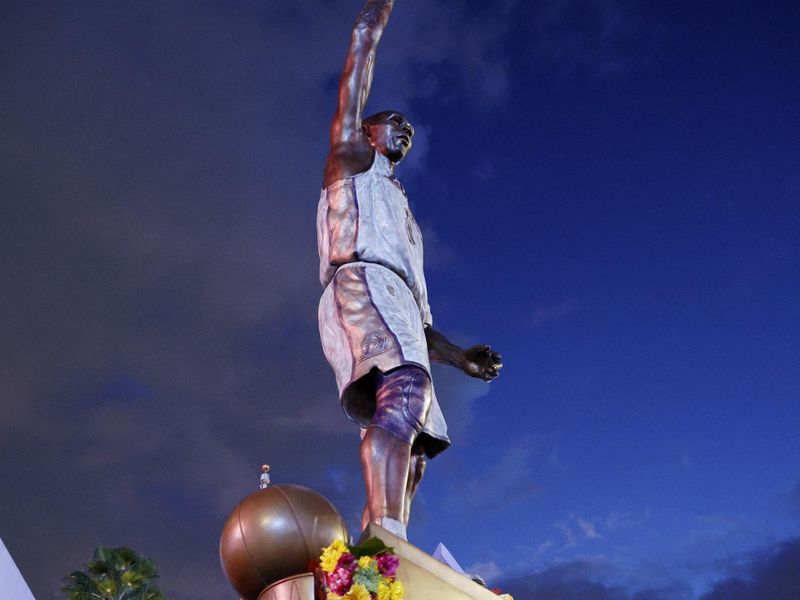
[324,0,395,185]
[425,327,503,382]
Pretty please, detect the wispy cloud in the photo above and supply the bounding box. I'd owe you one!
[419,222,458,270]
[494,537,800,600]
[370,0,519,111]
[553,513,604,549]
[553,520,579,548]
[577,517,602,539]
[548,444,563,467]
[776,481,800,519]
[528,0,663,77]
[442,436,539,514]
[466,559,503,582]
[531,299,580,327]
[533,539,557,562]
[698,537,800,600]
[605,507,652,532]
[680,513,778,588]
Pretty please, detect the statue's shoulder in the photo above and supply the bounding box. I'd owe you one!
[324,141,375,188]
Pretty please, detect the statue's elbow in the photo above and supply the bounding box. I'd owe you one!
[352,22,381,45]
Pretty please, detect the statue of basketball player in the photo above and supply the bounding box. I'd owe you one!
[317,0,502,541]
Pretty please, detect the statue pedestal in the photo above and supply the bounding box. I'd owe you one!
[358,523,499,600]
[258,573,316,600]
[258,524,497,600]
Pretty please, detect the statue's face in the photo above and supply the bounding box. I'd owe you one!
[364,112,414,163]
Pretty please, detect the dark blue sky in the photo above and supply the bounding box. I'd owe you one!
[1,1,799,599]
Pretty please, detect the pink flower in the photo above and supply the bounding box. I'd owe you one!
[376,553,399,578]
[327,566,354,595]
[338,552,357,572]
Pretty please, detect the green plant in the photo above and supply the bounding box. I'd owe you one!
[62,545,166,600]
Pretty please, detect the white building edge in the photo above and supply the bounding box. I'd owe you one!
[1,537,36,600]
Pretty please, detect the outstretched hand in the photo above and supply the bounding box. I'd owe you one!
[462,345,503,382]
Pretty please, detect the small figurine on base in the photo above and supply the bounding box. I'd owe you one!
[259,464,271,490]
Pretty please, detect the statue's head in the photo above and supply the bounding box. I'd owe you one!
[362,111,414,164]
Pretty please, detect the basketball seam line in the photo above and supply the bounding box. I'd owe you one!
[237,502,270,590]
[275,486,314,569]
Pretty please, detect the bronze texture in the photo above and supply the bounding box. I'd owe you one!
[219,485,348,600]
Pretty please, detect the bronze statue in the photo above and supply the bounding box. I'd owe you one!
[317,0,502,541]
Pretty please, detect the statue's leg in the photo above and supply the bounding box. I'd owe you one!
[361,427,412,537]
[361,366,431,539]
[360,428,370,532]
[361,502,370,532]
[403,444,427,526]
[359,430,422,531]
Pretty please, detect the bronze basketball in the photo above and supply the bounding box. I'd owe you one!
[219,484,349,600]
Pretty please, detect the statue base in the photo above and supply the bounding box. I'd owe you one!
[258,524,498,600]
[357,523,499,600]
[258,572,316,600]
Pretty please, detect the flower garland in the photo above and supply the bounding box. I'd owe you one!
[319,537,404,600]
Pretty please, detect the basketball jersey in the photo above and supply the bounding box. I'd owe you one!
[317,152,432,326]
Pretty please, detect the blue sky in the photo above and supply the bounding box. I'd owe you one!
[1,1,799,599]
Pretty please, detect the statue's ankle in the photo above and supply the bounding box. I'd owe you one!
[373,516,407,541]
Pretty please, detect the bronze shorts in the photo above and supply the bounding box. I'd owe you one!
[371,366,432,444]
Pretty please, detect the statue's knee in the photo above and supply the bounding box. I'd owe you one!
[371,366,431,444]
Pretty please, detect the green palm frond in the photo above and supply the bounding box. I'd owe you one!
[61,545,168,600]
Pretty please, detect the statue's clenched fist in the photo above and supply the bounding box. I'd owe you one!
[463,345,503,382]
